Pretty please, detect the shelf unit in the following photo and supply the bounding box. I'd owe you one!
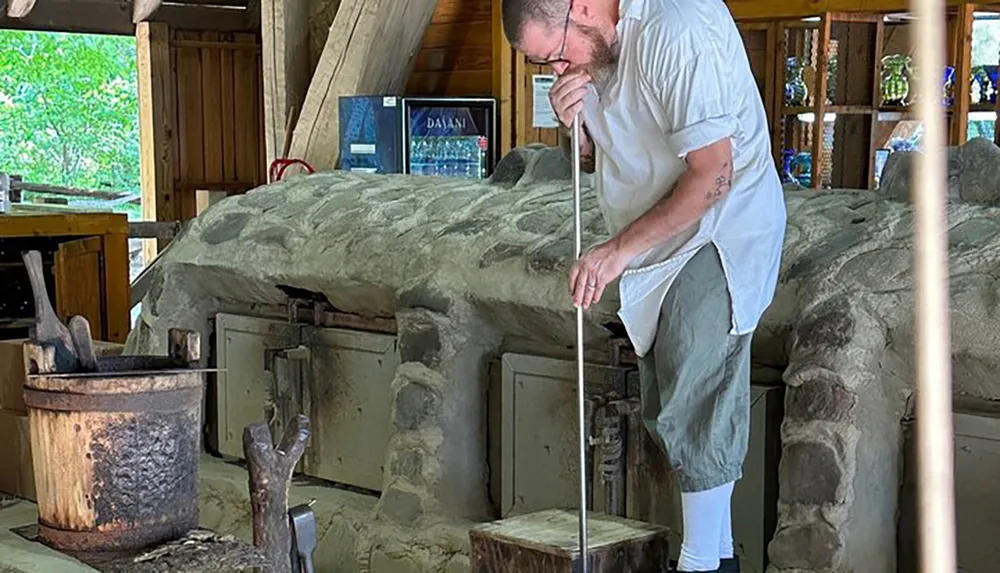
[745,4,1000,190]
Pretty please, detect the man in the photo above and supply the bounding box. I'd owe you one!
[500,0,786,572]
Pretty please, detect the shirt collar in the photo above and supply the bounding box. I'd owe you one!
[618,0,645,21]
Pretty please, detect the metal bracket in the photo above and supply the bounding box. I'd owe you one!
[263,345,312,453]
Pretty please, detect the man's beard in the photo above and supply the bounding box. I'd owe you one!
[577,23,619,86]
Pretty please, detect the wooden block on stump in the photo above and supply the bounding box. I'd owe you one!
[469,509,670,573]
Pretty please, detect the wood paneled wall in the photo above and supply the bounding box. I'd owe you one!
[407,0,495,96]
[171,30,266,219]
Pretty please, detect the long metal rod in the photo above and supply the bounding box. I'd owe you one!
[911,0,957,571]
[572,114,589,572]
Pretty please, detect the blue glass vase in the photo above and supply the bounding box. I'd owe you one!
[780,149,797,185]
[943,66,956,107]
[785,57,808,106]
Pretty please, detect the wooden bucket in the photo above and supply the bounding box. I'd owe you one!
[22,329,205,553]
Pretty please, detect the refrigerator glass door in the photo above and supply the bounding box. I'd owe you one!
[405,101,493,179]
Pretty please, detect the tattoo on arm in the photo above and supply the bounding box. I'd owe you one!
[705,161,732,203]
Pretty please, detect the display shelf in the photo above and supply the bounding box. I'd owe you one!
[763,5,1000,190]
[773,13,886,190]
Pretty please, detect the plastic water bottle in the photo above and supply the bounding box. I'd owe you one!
[410,139,423,175]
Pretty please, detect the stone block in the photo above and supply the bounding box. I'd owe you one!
[379,486,424,526]
[396,285,453,315]
[768,522,842,570]
[398,323,442,367]
[389,448,424,483]
[779,440,843,505]
[785,379,856,424]
[794,297,855,353]
[393,380,439,432]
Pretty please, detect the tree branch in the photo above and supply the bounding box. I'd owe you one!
[242,414,311,573]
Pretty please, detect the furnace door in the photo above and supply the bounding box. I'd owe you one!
[301,326,400,493]
[212,313,304,460]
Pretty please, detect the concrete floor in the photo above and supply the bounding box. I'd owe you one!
[0,501,97,572]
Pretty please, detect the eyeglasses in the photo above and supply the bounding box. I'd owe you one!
[527,0,573,66]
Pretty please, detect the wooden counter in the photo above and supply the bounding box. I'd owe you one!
[0,212,131,343]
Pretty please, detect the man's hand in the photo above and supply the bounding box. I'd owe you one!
[549,69,590,128]
[568,239,633,309]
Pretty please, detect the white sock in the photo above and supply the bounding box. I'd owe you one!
[677,481,735,572]
[719,488,734,559]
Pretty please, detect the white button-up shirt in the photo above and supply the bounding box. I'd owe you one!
[580,0,787,357]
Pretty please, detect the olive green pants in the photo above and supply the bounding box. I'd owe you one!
[637,243,752,493]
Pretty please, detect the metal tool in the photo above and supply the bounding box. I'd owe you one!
[22,250,79,372]
[289,500,317,573]
[572,114,589,573]
[69,315,98,372]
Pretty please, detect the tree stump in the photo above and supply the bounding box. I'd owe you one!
[470,509,670,573]
[243,414,311,573]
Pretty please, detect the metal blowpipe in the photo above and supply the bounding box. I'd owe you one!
[572,113,589,573]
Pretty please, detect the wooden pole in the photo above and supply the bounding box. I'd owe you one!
[911,0,957,571]
[243,414,311,573]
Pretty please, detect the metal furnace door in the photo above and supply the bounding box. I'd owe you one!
[301,326,400,492]
[213,313,303,460]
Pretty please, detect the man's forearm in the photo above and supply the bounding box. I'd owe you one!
[612,160,733,259]
[559,125,595,173]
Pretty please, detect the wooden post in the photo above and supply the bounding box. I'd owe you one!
[243,414,311,573]
[492,0,515,158]
[261,0,310,169]
[869,19,885,190]
[950,3,974,146]
[0,173,9,214]
[136,21,176,261]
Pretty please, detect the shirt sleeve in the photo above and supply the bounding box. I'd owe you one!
[637,26,742,158]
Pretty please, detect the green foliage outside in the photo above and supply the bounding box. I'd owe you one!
[0,29,141,219]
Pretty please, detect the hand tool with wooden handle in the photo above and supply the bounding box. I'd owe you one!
[21,250,78,373]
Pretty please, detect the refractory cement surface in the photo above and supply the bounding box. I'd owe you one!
[129,139,1000,573]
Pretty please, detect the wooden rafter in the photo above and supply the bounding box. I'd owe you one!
[133,0,164,23]
[6,0,37,18]
[289,0,440,170]
[0,0,253,35]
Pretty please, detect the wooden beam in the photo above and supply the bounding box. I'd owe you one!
[725,0,1000,21]
[132,0,162,23]
[261,0,311,171]
[951,3,974,146]
[0,0,253,35]
[492,0,514,157]
[288,0,439,170]
[136,21,176,259]
[6,0,37,18]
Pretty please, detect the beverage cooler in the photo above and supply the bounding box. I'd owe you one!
[338,95,498,179]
